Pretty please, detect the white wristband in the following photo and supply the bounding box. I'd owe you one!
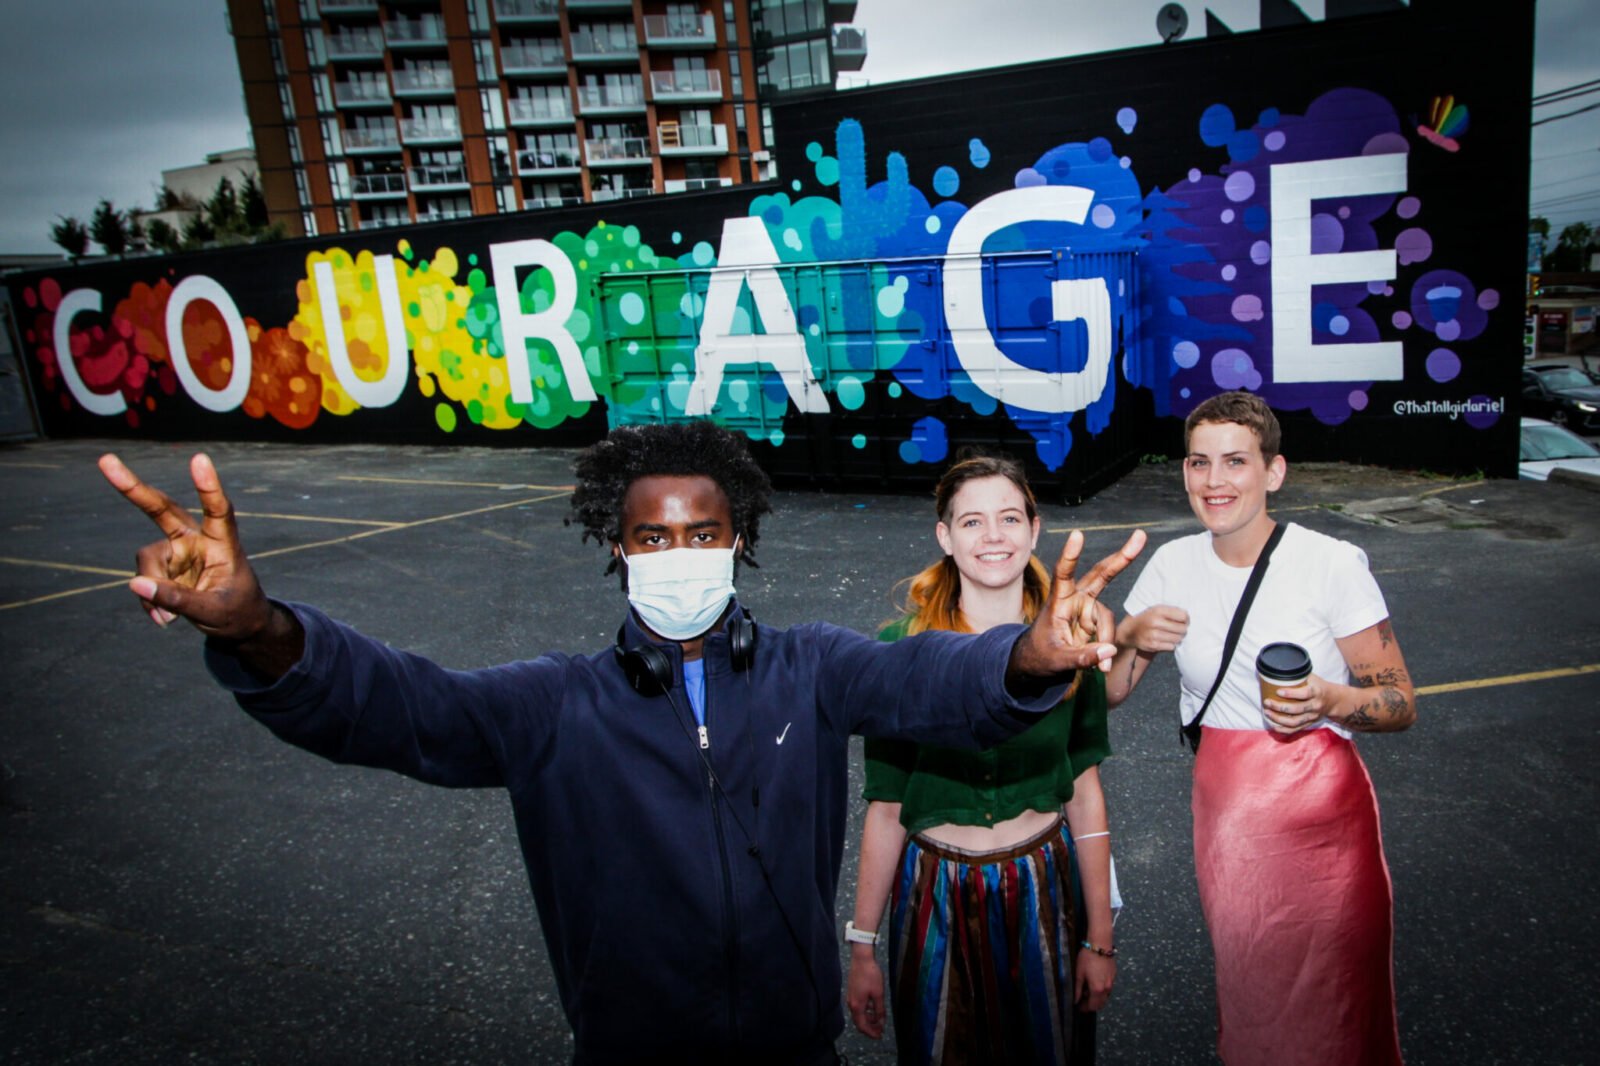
[844,920,879,946]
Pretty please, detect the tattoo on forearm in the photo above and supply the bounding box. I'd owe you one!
[1353,671,1375,688]
[1380,686,1409,718]
[1346,703,1378,728]
[1375,666,1409,688]
[1376,618,1395,650]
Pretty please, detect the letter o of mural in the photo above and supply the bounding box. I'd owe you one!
[163,275,253,413]
[52,288,127,416]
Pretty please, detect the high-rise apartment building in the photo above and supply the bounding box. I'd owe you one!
[226,0,866,237]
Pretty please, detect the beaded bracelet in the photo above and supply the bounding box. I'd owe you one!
[1080,939,1118,959]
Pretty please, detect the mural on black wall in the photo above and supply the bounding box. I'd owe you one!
[2,3,1531,487]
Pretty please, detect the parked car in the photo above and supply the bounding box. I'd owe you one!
[1519,417,1600,481]
[1521,363,1600,432]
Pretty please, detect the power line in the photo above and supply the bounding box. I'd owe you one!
[1532,100,1600,128]
[1531,169,1600,192]
[1533,147,1600,163]
[1533,78,1600,106]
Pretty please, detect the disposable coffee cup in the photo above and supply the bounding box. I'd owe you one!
[1257,642,1312,704]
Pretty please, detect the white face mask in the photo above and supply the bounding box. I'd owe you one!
[620,543,737,641]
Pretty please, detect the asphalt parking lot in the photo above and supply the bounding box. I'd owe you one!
[2,437,1598,1065]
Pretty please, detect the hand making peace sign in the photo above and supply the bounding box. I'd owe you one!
[1008,528,1148,682]
[99,453,303,673]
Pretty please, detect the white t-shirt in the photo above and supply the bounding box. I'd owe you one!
[1122,523,1389,737]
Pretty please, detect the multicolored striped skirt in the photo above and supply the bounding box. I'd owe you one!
[886,815,1093,1066]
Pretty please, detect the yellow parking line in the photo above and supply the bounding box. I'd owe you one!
[235,511,403,528]
[1416,663,1600,696]
[0,461,62,470]
[1,577,129,610]
[337,475,573,492]
[0,491,570,611]
[0,556,129,577]
[1418,481,1480,498]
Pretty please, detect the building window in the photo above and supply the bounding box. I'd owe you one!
[278,81,296,122]
[303,210,318,237]
[303,26,325,66]
[466,0,491,34]
[497,185,517,212]
[475,39,498,83]
[481,88,505,131]
[311,75,330,114]
[759,38,830,93]
[328,161,351,200]
[287,126,304,164]
[321,117,343,156]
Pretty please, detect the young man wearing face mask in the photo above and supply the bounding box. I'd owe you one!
[96,422,1144,1066]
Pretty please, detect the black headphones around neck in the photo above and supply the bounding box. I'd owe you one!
[613,607,757,697]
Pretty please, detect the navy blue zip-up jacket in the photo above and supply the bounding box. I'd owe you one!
[206,600,1067,1065]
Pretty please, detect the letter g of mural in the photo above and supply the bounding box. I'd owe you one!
[942,186,1112,414]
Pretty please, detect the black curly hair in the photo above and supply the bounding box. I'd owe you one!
[570,421,773,577]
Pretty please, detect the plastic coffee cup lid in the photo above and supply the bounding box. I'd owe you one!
[1256,641,1312,681]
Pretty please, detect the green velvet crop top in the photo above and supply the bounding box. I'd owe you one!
[862,616,1112,835]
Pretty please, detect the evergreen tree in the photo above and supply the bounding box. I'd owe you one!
[146,218,182,255]
[240,173,271,230]
[182,212,216,249]
[127,213,148,253]
[206,177,240,236]
[89,199,129,257]
[50,216,90,259]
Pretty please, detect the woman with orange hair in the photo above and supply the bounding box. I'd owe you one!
[846,452,1116,1064]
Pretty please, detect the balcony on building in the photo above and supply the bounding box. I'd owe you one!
[359,212,411,230]
[335,79,393,108]
[576,82,645,116]
[351,173,408,199]
[649,68,722,103]
[569,28,637,63]
[491,0,560,24]
[320,0,380,14]
[664,176,733,193]
[417,204,474,223]
[832,25,867,71]
[826,0,858,21]
[327,30,386,61]
[566,0,633,10]
[657,121,728,155]
[642,13,716,48]
[591,186,656,202]
[506,94,575,126]
[385,14,448,48]
[392,64,457,97]
[400,111,462,144]
[516,147,582,176]
[584,136,653,166]
[500,41,566,76]
[409,163,471,191]
[344,122,402,152]
[524,193,584,209]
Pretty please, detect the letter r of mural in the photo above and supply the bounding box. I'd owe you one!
[942,186,1112,414]
[490,239,597,404]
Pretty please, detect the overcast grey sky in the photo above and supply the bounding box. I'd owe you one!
[0,0,1593,254]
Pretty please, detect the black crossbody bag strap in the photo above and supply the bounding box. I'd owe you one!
[1180,522,1287,754]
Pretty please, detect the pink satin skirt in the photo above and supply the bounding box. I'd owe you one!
[1192,726,1402,1066]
